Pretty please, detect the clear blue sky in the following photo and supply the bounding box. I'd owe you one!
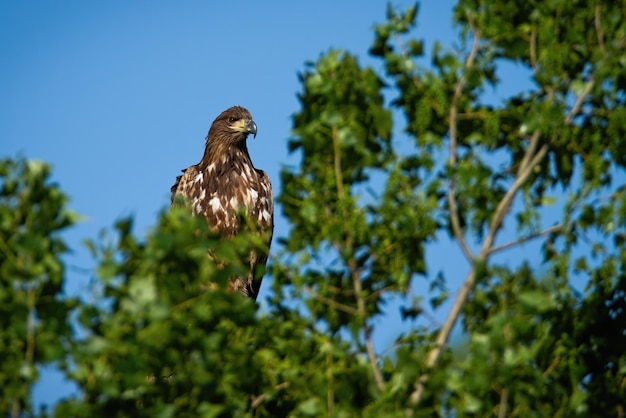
[2,0,544,408]
[2,1,457,250]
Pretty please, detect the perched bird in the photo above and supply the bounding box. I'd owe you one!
[171,106,273,300]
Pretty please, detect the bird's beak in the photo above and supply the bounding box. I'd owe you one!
[230,118,258,138]
[247,120,257,138]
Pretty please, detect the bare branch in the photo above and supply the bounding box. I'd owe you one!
[517,131,541,176]
[482,140,548,254]
[447,20,481,262]
[409,269,476,406]
[488,223,563,255]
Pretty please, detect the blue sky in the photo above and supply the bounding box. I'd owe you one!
[2,0,552,408]
[1,1,457,248]
[0,1,463,278]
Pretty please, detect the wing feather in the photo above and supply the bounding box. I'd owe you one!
[245,169,274,299]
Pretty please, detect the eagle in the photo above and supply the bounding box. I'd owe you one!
[170,106,273,301]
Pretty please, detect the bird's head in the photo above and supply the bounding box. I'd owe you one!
[207,106,257,147]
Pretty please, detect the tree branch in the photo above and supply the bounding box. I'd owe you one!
[250,382,290,409]
[409,269,476,406]
[566,78,595,124]
[407,8,603,414]
[408,24,491,410]
[517,131,541,175]
[447,20,481,262]
[327,347,335,415]
[348,252,385,390]
[595,4,605,55]
[486,143,548,251]
[332,126,345,199]
[303,286,358,316]
[488,223,563,255]
[498,387,509,418]
[529,26,537,71]
[395,33,422,92]
[409,138,549,408]
[331,126,385,391]
[410,130,553,409]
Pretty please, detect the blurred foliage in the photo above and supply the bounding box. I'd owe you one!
[2,0,626,416]
[0,159,78,416]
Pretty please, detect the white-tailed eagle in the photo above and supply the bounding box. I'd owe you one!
[171,106,273,301]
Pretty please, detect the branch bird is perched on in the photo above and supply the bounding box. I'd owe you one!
[171,106,274,301]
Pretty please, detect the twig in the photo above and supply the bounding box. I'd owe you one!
[409,269,476,406]
[542,356,560,378]
[26,286,36,365]
[0,236,18,269]
[595,4,605,55]
[303,286,357,315]
[517,131,541,175]
[578,229,609,255]
[332,126,345,200]
[327,347,335,415]
[395,33,422,92]
[447,19,481,262]
[498,387,509,418]
[566,79,595,124]
[347,250,385,390]
[457,111,486,120]
[271,251,360,317]
[488,224,563,255]
[13,285,38,418]
[530,27,537,71]
[250,382,289,409]
[482,140,548,254]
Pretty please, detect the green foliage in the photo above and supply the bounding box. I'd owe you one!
[2,0,626,416]
[0,158,78,415]
[279,49,436,338]
[61,211,380,417]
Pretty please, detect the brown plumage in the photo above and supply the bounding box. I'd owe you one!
[171,106,273,300]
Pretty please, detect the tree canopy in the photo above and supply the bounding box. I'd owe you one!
[2,1,626,416]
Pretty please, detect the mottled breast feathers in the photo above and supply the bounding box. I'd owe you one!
[171,106,274,300]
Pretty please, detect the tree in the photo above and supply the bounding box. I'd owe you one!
[0,159,77,417]
[1,1,626,416]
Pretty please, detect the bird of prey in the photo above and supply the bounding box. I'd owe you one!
[171,106,273,301]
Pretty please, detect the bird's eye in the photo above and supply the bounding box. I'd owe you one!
[228,117,238,123]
